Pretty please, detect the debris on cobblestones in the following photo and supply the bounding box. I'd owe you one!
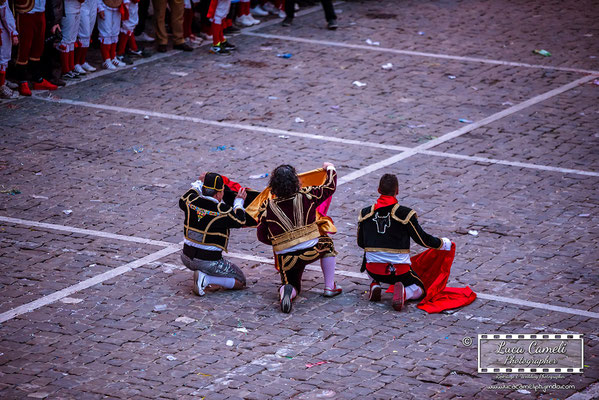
[330,105,340,109]
[132,145,144,153]
[1,188,20,195]
[226,340,234,346]
[365,39,380,46]
[502,101,514,106]
[459,118,473,123]
[236,327,249,333]
[197,372,211,377]
[352,81,367,87]
[517,389,531,394]
[578,213,590,218]
[468,230,479,236]
[153,304,167,312]
[62,209,73,215]
[143,115,150,120]
[60,297,83,304]
[306,361,328,368]
[31,195,48,199]
[165,355,177,361]
[592,79,599,86]
[249,173,269,179]
[170,71,189,77]
[278,135,289,139]
[175,316,196,324]
[447,75,457,79]
[418,31,425,35]
[532,49,551,57]
[210,145,235,151]
[381,63,393,70]
[277,53,293,58]
[295,117,305,123]
[268,96,278,100]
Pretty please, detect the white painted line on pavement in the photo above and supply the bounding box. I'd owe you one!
[0,245,181,324]
[32,95,598,178]
[420,150,599,177]
[0,215,174,247]
[337,74,597,185]
[242,32,599,76]
[33,96,410,152]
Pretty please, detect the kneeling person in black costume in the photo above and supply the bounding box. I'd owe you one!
[357,174,452,311]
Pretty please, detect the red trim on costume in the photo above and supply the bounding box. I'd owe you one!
[128,35,138,51]
[385,244,477,313]
[374,195,398,210]
[207,0,217,19]
[100,43,111,61]
[366,262,410,276]
[117,32,128,56]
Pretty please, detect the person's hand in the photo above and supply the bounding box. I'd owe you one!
[51,24,61,34]
[12,36,18,46]
[236,187,247,200]
[198,172,207,181]
[98,10,105,19]
[441,238,452,251]
[323,162,334,169]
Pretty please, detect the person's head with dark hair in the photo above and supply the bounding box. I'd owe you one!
[378,173,399,196]
[202,172,225,201]
[269,164,301,198]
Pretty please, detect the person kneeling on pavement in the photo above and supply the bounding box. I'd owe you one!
[357,173,452,311]
[179,172,251,296]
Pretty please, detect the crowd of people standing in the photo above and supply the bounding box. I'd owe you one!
[0,0,338,99]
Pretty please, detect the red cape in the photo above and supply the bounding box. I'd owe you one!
[386,243,476,313]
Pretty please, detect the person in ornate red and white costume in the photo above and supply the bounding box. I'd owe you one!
[58,0,85,80]
[75,0,98,74]
[97,0,125,69]
[116,0,142,62]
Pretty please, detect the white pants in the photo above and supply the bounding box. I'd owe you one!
[121,2,138,34]
[98,7,121,44]
[213,0,230,24]
[0,31,11,69]
[59,0,82,52]
[78,0,98,47]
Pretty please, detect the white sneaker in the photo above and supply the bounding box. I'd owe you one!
[102,60,117,70]
[112,58,126,68]
[0,85,18,99]
[247,14,261,25]
[193,270,209,296]
[251,5,268,16]
[81,62,96,72]
[199,32,213,41]
[74,64,87,74]
[278,9,286,18]
[135,32,155,42]
[237,14,253,27]
[262,2,278,14]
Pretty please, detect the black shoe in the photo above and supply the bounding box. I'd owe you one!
[280,284,293,313]
[282,17,293,27]
[63,71,81,81]
[117,55,134,65]
[174,42,194,52]
[223,25,241,34]
[157,44,168,53]
[221,40,236,51]
[140,48,153,58]
[327,19,338,30]
[209,44,230,55]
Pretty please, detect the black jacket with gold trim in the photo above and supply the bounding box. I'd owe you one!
[179,189,246,251]
[357,204,442,254]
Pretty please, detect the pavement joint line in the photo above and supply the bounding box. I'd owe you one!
[31,94,599,178]
[0,245,181,324]
[242,32,599,76]
[0,215,175,247]
[337,74,597,185]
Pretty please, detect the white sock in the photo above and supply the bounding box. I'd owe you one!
[205,275,235,289]
[405,284,423,300]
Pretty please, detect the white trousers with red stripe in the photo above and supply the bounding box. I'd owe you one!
[98,6,121,44]
[59,0,82,52]
[78,0,98,47]
[121,2,138,34]
[212,0,230,24]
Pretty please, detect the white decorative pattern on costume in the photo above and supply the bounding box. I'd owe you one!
[373,212,391,234]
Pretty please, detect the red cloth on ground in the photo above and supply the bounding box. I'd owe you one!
[386,243,476,313]
[374,195,398,210]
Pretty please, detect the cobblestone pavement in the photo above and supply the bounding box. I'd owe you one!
[0,0,598,399]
